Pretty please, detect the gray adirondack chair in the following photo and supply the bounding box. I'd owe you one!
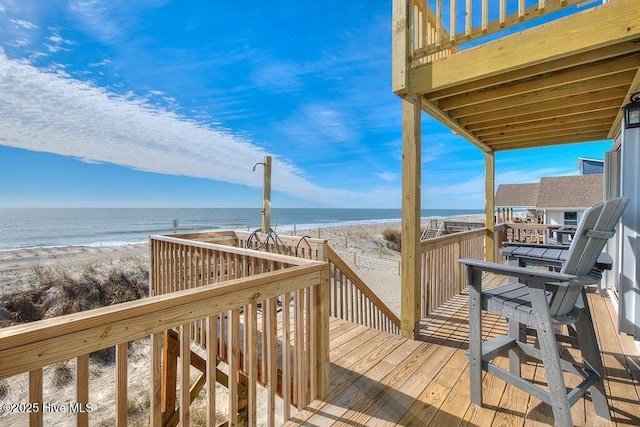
[459,197,628,426]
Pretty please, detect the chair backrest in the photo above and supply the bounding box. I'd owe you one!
[549,197,628,320]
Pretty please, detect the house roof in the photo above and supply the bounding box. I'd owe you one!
[495,183,539,208]
[536,174,603,208]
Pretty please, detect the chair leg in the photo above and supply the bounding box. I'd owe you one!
[508,320,526,376]
[468,266,483,406]
[529,283,573,427]
[575,291,610,420]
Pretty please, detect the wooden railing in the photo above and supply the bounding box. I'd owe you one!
[420,228,486,317]
[167,230,401,335]
[503,223,549,244]
[410,0,599,64]
[0,240,329,427]
[327,247,401,334]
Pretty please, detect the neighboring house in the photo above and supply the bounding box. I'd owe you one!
[537,174,603,225]
[494,183,539,222]
[495,174,603,225]
[577,157,604,175]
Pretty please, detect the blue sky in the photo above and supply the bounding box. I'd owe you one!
[0,1,612,209]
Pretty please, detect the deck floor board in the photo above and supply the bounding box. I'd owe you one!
[286,275,640,427]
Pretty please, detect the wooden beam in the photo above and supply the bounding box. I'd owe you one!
[408,0,640,94]
[438,54,640,111]
[487,128,610,146]
[392,0,411,94]
[458,86,629,127]
[481,121,613,143]
[464,99,622,130]
[473,110,618,137]
[425,42,640,100]
[420,97,492,153]
[448,71,636,119]
[491,131,610,151]
[485,152,495,262]
[401,94,422,340]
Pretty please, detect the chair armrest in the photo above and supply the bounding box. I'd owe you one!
[458,258,577,284]
[500,242,570,250]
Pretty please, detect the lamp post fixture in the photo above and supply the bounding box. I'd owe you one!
[252,156,272,233]
[622,91,640,129]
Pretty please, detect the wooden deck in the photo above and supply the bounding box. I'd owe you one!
[286,274,640,426]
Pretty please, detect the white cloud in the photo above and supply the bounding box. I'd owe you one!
[88,59,110,67]
[5,38,30,47]
[376,171,398,182]
[9,18,38,30]
[0,52,392,207]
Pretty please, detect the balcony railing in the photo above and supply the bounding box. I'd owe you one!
[158,231,401,335]
[410,0,602,65]
[420,228,487,317]
[0,238,328,426]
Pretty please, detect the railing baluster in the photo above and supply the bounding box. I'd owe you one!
[519,0,525,20]
[116,343,128,427]
[309,286,318,402]
[466,0,472,38]
[283,292,292,419]
[206,315,218,427]
[228,310,240,426]
[266,298,277,425]
[77,354,89,427]
[295,289,305,408]
[180,323,191,426]
[482,0,488,33]
[450,0,456,43]
[29,369,43,427]
[150,332,163,426]
[436,0,442,48]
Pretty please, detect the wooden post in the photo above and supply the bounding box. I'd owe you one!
[392,0,411,95]
[485,151,496,262]
[315,266,331,399]
[401,94,422,340]
[262,156,272,233]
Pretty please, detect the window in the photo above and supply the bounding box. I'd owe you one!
[564,211,578,226]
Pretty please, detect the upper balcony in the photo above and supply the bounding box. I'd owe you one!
[393,0,640,152]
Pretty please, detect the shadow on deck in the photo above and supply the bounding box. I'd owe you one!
[286,275,640,426]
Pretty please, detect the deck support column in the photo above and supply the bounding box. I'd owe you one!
[485,151,496,262]
[401,94,422,340]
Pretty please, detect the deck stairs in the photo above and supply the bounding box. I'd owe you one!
[420,219,444,240]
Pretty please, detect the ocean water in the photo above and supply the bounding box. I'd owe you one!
[0,208,483,250]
